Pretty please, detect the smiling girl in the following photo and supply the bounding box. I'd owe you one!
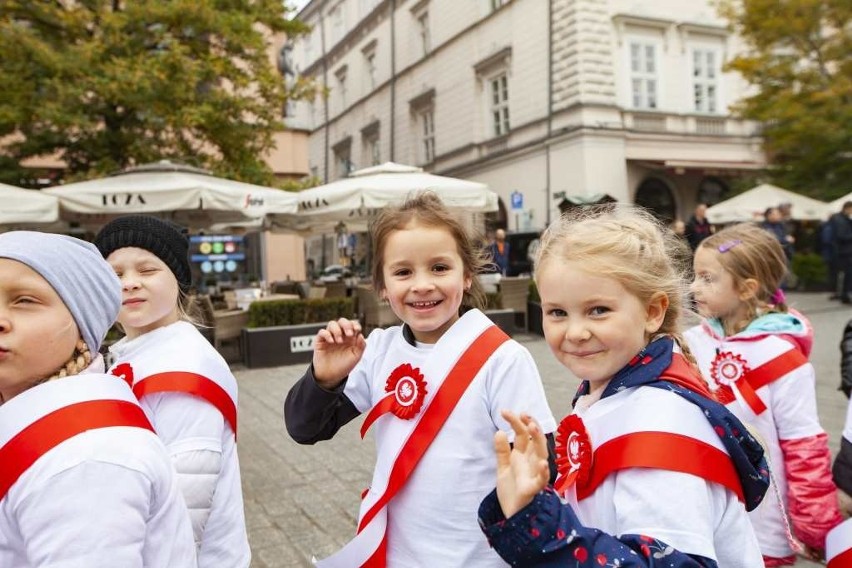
[478,205,769,567]
[95,215,249,567]
[284,192,556,567]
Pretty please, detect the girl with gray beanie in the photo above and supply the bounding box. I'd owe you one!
[95,215,249,567]
[0,231,196,567]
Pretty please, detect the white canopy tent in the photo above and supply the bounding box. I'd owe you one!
[0,183,60,229]
[269,162,499,235]
[830,193,852,212]
[705,183,830,224]
[44,160,298,231]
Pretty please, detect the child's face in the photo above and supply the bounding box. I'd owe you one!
[537,259,665,394]
[691,247,748,326]
[107,247,180,340]
[0,259,79,401]
[380,223,471,344]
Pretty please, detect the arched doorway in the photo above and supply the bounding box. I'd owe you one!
[697,176,729,206]
[634,177,676,221]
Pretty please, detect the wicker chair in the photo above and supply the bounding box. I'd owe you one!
[356,284,400,332]
[497,276,530,331]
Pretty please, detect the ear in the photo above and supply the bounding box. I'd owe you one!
[645,292,669,334]
[463,274,472,292]
[738,278,760,301]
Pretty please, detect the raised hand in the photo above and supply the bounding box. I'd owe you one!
[312,318,367,390]
[495,410,550,519]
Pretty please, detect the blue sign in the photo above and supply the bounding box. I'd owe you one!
[510,190,523,210]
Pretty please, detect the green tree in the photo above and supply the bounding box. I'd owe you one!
[718,0,852,199]
[0,1,314,186]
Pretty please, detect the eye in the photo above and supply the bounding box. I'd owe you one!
[546,308,566,317]
[432,264,449,273]
[139,266,158,274]
[589,306,610,316]
[13,295,39,305]
[392,268,411,277]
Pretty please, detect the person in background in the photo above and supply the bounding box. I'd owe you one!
[830,202,852,304]
[95,215,250,567]
[488,228,510,275]
[762,206,795,261]
[685,203,714,252]
[685,223,842,565]
[819,213,840,300]
[479,205,767,567]
[834,319,852,515]
[284,192,556,567]
[0,231,196,567]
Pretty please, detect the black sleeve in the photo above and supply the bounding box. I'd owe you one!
[283,365,361,444]
[834,437,852,496]
[840,319,852,398]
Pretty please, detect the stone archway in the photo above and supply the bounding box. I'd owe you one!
[634,177,676,222]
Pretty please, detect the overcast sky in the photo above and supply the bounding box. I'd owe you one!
[290,0,310,14]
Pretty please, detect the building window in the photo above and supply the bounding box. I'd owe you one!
[490,73,510,136]
[362,122,381,167]
[363,45,377,91]
[419,108,435,163]
[335,147,352,178]
[692,48,719,113]
[335,66,348,110]
[491,0,509,10]
[629,41,657,109]
[416,10,430,56]
[329,3,344,45]
[634,177,675,222]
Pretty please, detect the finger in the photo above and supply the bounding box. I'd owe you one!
[500,410,530,452]
[336,317,359,337]
[527,420,549,459]
[494,431,511,471]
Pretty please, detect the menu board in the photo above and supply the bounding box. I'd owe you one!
[189,235,246,275]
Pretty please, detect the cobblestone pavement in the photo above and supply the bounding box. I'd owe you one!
[236,292,848,567]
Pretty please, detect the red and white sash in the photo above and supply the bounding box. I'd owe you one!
[557,385,744,503]
[827,518,852,568]
[316,318,510,567]
[109,325,239,436]
[0,375,153,501]
[709,346,806,416]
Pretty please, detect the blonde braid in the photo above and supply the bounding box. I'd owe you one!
[45,339,92,382]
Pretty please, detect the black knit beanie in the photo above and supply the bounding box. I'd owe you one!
[94,215,192,292]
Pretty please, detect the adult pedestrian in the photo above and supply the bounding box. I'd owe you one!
[830,202,852,304]
[488,228,510,275]
[684,203,713,251]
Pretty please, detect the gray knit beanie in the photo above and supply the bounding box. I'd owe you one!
[0,231,121,354]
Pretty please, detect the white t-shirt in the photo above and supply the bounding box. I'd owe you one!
[564,386,762,567]
[685,324,823,558]
[110,321,249,568]
[0,374,196,567]
[343,309,556,567]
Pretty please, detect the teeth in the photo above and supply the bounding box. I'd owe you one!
[411,301,438,307]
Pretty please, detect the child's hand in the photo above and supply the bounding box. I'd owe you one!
[495,410,550,519]
[312,318,366,390]
[838,488,852,518]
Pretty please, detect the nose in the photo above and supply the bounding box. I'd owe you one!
[564,319,590,343]
[121,274,141,291]
[409,273,435,293]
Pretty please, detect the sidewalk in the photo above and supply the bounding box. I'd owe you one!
[236,292,849,567]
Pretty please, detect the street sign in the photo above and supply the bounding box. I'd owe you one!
[511,190,523,210]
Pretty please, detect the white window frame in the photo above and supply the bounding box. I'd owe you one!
[329,3,344,46]
[415,10,430,57]
[491,0,510,10]
[692,47,720,114]
[489,73,510,137]
[335,66,348,111]
[335,147,351,178]
[419,107,435,163]
[362,43,378,92]
[628,40,659,110]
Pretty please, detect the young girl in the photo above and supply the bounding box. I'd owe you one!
[284,192,556,567]
[478,205,769,567]
[94,215,250,567]
[0,231,195,566]
[685,222,842,565]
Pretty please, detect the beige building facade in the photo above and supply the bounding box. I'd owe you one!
[292,0,765,231]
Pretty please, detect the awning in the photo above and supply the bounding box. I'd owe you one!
[634,159,765,172]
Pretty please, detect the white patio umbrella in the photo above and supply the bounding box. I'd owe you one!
[705,183,830,224]
[0,182,60,228]
[44,160,299,231]
[271,162,498,235]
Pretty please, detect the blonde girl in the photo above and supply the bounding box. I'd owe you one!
[685,222,842,565]
[95,215,249,567]
[284,192,556,567]
[0,231,195,566]
[479,205,768,567]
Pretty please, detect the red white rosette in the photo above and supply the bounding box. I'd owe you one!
[110,362,135,387]
[360,363,428,438]
[710,351,750,389]
[554,414,592,495]
[383,363,427,420]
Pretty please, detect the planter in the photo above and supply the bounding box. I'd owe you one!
[527,301,543,336]
[242,322,328,369]
[485,308,516,337]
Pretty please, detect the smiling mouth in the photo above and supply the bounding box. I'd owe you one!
[123,298,145,305]
[409,300,441,308]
